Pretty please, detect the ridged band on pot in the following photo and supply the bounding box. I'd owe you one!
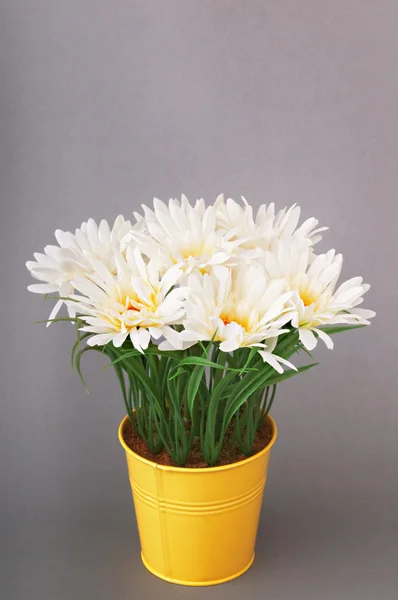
[118,414,277,586]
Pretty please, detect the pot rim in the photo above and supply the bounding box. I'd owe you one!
[118,413,277,473]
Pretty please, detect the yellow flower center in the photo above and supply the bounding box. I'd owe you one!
[126,302,139,312]
[100,287,161,332]
[180,244,204,259]
[299,288,319,307]
[220,310,249,331]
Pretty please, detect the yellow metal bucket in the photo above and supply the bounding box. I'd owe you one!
[118,415,277,586]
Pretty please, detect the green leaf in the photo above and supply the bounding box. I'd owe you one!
[212,350,228,390]
[159,356,173,396]
[127,358,158,402]
[43,295,79,302]
[299,344,315,361]
[238,347,258,375]
[259,384,277,427]
[166,375,188,462]
[221,365,274,429]
[274,331,300,357]
[319,324,367,335]
[264,362,319,387]
[35,317,79,324]
[203,371,237,464]
[169,366,193,380]
[220,338,300,431]
[186,345,212,417]
[74,346,96,393]
[104,347,183,368]
[103,350,141,367]
[173,356,258,373]
[71,331,91,370]
[141,346,183,360]
[146,354,160,386]
[106,347,132,421]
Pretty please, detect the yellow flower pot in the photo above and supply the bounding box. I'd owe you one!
[118,414,277,586]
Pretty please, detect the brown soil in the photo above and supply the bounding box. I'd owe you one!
[122,419,273,468]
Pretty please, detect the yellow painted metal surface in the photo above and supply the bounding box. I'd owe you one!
[118,415,277,586]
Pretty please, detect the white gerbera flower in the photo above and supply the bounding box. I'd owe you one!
[263,239,375,350]
[26,215,133,322]
[215,194,327,252]
[160,265,297,373]
[126,195,243,274]
[70,247,186,352]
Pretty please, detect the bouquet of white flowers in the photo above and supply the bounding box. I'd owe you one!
[27,195,374,467]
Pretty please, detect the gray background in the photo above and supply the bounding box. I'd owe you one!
[1,1,397,598]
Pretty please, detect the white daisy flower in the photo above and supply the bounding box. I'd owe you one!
[126,195,243,274]
[215,194,327,252]
[26,215,133,322]
[263,239,376,351]
[70,246,187,352]
[160,265,297,373]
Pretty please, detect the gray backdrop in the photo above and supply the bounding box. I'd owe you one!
[1,1,397,599]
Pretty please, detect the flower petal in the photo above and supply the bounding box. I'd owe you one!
[299,328,317,351]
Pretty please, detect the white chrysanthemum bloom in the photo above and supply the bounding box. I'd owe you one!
[26,216,133,322]
[126,195,244,274]
[69,247,186,352]
[215,194,327,252]
[263,239,375,351]
[160,265,297,373]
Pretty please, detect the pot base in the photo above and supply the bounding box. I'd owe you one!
[141,551,255,586]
